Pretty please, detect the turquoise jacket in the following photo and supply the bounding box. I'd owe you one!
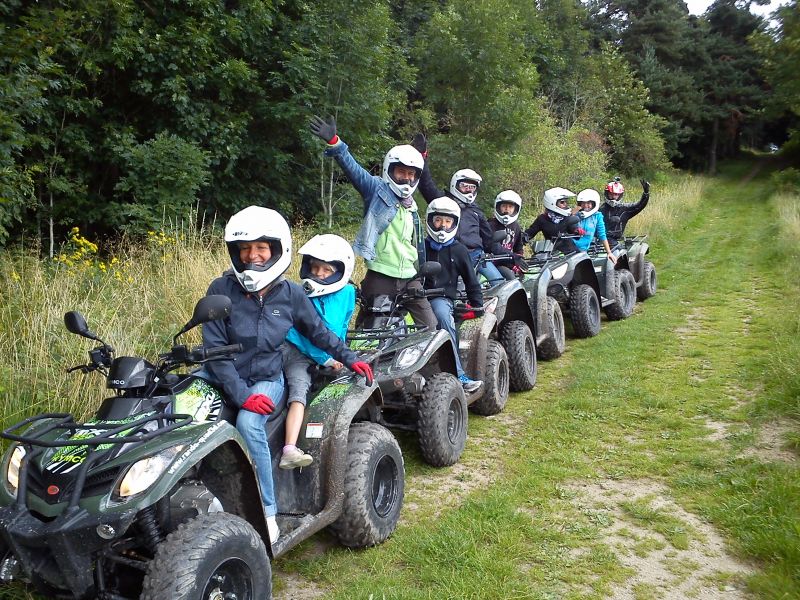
[575,212,608,251]
[285,284,356,366]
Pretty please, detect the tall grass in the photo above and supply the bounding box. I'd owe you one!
[0,177,703,433]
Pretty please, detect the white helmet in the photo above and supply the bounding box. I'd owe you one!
[494,190,522,225]
[542,187,575,216]
[426,197,461,244]
[382,145,424,199]
[576,189,600,217]
[224,206,292,293]
[298,234,354,297]
[449,168,482,204]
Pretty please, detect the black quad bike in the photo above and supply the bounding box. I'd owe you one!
[614,234,657,301]
[520,237,604,343]
[465,254,537,393]
[349,262,510,468]
[586,241,637,321]
[0,296,401,600]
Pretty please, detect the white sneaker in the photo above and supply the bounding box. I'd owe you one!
[279,446,313,469]
[266,515,280,544]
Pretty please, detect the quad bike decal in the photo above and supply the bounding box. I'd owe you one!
[173,378,223,422]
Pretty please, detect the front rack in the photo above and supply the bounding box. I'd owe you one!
[2,412,193,509]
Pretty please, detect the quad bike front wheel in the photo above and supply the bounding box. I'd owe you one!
[418,372,467,467]
[470,339,509,416]
[140,512,270,600]
[605,269,636,321]
[499,320,537,391]
[638,260,657,300]
[570,284,601,338]
[536,295,565,360]
[330,422,405,547]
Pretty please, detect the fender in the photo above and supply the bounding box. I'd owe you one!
[532,267,552,343]
[272,377,384,557]
[572,257,602,302]
[459,313,497,380]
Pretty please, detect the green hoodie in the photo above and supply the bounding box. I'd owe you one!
[366,202,421,279]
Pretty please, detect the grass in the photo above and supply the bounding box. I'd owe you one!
[2,161,800,599]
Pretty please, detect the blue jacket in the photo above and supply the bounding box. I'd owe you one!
[325,140,425,264]
[202,272,358,406]
[286,284,355,366]
[575,213,607,251]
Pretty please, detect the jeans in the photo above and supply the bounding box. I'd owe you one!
[195,369,285,518]
[430,297,466,378]
[468,248,504,286]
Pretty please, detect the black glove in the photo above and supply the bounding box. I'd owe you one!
[640,179,650,194]
[310,115,337,144]
[410,133,428,158]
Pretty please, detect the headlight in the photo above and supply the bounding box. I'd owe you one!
[6,445,26,497]
[395,346,423,370]
[551,264,568,279]
[115,445,184,499]
[484,297,499,315]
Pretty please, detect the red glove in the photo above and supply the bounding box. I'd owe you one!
[351,361,374,385]
[242,394,275,415]
[461,303,483,320]
[575,227,586,235]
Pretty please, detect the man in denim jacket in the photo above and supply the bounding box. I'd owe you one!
[310,115,436,330]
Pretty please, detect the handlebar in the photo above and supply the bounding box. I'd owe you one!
[198,343,244,360]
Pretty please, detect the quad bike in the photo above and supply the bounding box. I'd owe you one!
[520,237,604,341]
[461,239,537,393]
[0,295,401,600]
[613,234,657,301]
[349,262,509,467]
[586,241,637,321]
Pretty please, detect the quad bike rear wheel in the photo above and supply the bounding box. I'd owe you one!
[470,340,509,416]
[570,284,601,338]
[638,260,657,300]
[418,373,467,467]
[141,512,270,600]
[605,269,636,321]
[329,422,404,547]
[499,320,537,391]
[536,295,565,360]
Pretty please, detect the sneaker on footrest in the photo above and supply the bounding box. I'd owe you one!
[458,374,482,393]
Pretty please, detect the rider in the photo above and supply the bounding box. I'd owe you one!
[280,234,356,470]
[309,115,437,331]
[573,189,617,264]
[489,190,525,277]
[600,177,651,243]
[410,134,504,286]
[424,197,484,393]
[201,206,373,542]
[524,187,584,253]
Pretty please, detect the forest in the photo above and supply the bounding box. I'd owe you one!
[0,0,798,252]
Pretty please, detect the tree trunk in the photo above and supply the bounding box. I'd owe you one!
[708,118,719,176]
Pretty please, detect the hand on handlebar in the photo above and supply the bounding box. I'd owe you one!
[350,361,374,385]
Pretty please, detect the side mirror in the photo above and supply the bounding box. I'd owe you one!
[64,311,98,340]
[492,229,506,243]
[418,261,442,279]
[191,295,232,326]
[174,295,232,344]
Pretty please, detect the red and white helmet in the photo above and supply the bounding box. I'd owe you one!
[604,179,625,206]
